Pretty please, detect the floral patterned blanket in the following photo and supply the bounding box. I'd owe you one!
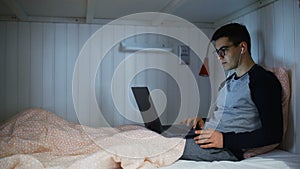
[0,108,185,169]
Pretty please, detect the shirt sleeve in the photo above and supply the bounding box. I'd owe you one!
[222,66,283,150]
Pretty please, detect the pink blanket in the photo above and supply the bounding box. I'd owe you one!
[0,108,185,169]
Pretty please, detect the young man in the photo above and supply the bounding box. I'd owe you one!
[181,23,283,161]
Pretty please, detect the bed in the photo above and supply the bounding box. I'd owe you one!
[1,67,298,169]
[162,150,300,169]
[1,108,300,169]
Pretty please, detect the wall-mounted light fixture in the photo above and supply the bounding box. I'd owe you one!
[119,42,172,52]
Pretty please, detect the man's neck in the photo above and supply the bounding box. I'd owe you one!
[235,55,255,77]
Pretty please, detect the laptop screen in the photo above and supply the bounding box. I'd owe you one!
[131,87,163,133]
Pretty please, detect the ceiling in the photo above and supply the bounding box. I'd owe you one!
[0,0,275,28]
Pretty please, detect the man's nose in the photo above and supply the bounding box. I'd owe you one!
[217,55,224,60]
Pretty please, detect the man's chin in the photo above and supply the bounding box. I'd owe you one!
[223,66,230,71]
[223,67,235,73]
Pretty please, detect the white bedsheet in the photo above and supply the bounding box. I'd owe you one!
[161,149,300,169]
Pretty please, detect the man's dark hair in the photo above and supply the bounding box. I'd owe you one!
[211,23,251,55]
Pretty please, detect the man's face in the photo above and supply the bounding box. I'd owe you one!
[214,37,241,71]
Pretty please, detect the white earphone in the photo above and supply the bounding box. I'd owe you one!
[237,47,244,67]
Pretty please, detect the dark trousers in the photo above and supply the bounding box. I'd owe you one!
[180,138,238,161]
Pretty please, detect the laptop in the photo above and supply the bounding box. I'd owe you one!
[131,86,200,138]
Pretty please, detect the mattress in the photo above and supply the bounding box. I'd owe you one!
[161,149,300,169]
[2,108,299,169]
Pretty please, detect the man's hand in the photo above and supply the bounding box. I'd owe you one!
[194,129,223,148]
[181,117,205,129]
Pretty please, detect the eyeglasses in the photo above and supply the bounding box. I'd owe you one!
[213,45,234,58]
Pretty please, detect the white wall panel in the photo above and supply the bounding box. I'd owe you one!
[89,24,102,127]
[282,0,295,69]
[54,24,67,119]
[6,22,18,115]
[122,25,135,125]
[0,21,214,130]
[18,23,31,112]
[244,11,259,63]
[76,24,91,125]
[281,0,296,153]
[294,0,300,154]
[263,4,275,66]
[98,25,114,126]
[0,22,6,116]
[273,0,284,67]
[30,23,43,109]
[66,24,79,123]
[111,25,126,126]
[42,23,55,114]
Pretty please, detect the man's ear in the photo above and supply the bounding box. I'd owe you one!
[239,42,247,54]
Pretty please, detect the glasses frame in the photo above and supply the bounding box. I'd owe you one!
[214,45,235,58]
